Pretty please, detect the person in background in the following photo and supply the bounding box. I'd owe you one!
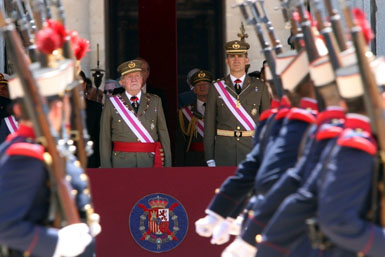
[178,68,199,108]
[176,70,213,166]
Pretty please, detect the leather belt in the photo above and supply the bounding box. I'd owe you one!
[217,129,255,138]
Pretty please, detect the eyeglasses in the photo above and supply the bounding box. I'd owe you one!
[103,89,114,94]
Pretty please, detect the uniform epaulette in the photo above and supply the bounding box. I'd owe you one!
[275,107,290,120]
[316,125,344,141]
[287,108,316,124]
[260,108,277,122]
[6,142,44,161]
[337,129,377,155]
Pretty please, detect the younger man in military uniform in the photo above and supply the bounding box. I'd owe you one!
[176,70,213,166]
[100,59,171,168]
[204,40,270,167]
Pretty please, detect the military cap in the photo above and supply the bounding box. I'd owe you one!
[225,40,250,54]
[190,70,214,86]
[0,73,7,85]
[117,60,143,76]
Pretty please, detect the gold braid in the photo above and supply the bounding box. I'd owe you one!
[178,109,199,152]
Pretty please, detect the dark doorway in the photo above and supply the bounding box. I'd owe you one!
[176,0,225,93]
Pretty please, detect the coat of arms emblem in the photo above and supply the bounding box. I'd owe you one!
[129,193,188,253]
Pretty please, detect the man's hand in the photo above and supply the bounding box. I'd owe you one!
[195,213,223,237]
[207,159,216,167]
[221,238,257,257]
[53,223,92,257]
[211,219,231,245]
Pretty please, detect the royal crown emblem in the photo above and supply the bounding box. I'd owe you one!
[198,71,206,78]
[128,62,136,68]
[129,193,188,253]
[232,42,241,49]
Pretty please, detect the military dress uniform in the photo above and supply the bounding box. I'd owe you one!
[204,40,271,166]
[176,70,213,167]
[99,60,171,168]
[0,125,95,257]
[239,107,345,254]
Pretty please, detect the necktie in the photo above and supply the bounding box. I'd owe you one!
[234,79,242,95]
[130,96,139,113]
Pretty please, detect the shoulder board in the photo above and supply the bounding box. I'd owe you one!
[275,107,290,120]
[337,129,377,155]
[287,108,316,124]
[316,125,344,141]
[260,109,277,121]
[6,142,44,161]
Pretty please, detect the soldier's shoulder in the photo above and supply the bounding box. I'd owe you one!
[286,107,316,124]
[337,128,377,155]
[147,92,161,100]
[6,142,44,160]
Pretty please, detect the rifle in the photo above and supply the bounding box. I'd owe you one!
[0,9,80,225]
[236,0,284,99]
[255,0,283,55]
[324,0,348,52]
[340,0,385,226]
[313,0,342,71]
[297,0,322,63]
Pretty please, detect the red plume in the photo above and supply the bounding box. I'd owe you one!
[352,8,374,44]
[46,19,66,47]
[67,30,90,60]
[36,27,61,54]
[74,37,90,60]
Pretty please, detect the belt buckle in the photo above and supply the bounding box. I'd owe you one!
[234,130,242,137]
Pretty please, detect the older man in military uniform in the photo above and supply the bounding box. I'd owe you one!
[100,59,171,168]
[176,69,213,166]
[204,40,270,167]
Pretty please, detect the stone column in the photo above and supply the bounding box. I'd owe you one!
[63,0,105,86]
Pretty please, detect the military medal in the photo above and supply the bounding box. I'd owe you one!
[236,96,241,108]
[251,104,257,116]
[151,122,155,130]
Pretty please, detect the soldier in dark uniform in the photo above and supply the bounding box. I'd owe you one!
[175,70,213,166]
[204,40,271,167]
[253,63,375,257]
[100,59,171,168]
[0,66,99,256]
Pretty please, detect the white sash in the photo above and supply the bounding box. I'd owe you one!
[4,115,18,134]
[181,106,204,137]
[110,96,154,143]
[213,80,256,130]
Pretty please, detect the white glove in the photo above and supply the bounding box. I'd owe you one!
[207,159,216,167]
[211,219,231,245]
[53,223,92,257]
[221,237,257,257]
[89,213,102,237]
[229,216,243,236]
[195,212,223,237]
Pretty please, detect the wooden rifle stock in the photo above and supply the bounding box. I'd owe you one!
[297,0,321,62]
[313,0,342,71]
[0,13,80,225]
[324,0,348,52]
[342,2,385,226]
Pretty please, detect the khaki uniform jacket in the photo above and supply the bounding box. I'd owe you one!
[175,103,206,166]
[99,91,171,168]
[204,75,270,166]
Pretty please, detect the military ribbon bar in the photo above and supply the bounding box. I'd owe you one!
[213,80,256,130]
[4,115,19,134]
[181,106,204,137]
[110,96,155,143]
